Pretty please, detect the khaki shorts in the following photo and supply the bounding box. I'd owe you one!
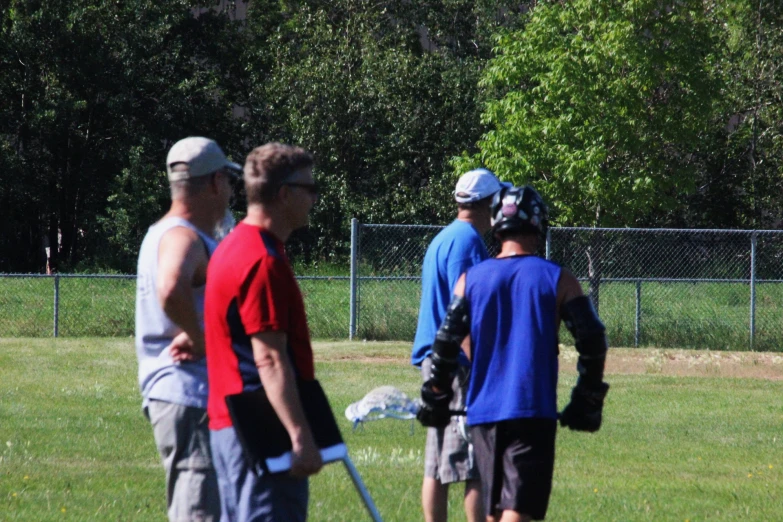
[421,357,478,484]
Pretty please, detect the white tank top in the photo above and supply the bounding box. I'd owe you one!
[135,217,218,409]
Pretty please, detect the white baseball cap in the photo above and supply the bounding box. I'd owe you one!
[454,168,511,203]
[166,137,242,182]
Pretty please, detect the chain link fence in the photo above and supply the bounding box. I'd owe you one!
[2,225,782,351]
[0,274,348,339]
[0,274,137,337]
[352,223,444,341]
[354,225,783,351]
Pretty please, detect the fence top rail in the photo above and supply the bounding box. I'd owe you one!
[581,277,783,283]
[0,273,136,279]
[362,223,444,230]
[356,275,783,283]
[360,223,783,234]
[552,227,783,234]
[0,273,351,280]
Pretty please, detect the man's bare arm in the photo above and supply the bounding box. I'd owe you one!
[555,268,584,328]
[452,272,466,298]
[251,331,323,478]
[157,227,208,360]
[455,274,472,360]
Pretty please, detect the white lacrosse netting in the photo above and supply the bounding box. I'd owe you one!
[345,386,421,430]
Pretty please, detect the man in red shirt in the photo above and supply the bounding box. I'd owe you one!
[204,142,322,521]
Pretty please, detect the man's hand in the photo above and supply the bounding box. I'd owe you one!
[252,332,323,478]
[167,331,205,362]
[289,433,324,478]
[416,379,453,428]
[559,382,609,432]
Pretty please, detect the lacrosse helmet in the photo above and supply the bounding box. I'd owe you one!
[490,185,548,238]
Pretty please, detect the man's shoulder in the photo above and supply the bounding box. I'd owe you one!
[139,217,194,246]
[210,226,261,273]
[223,224,286,259]
[530,255,563,271]
[214,230,291,278]
[430,221,482,248]
[160,223,201,243]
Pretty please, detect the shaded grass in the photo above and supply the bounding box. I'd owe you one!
[1,338,782,521]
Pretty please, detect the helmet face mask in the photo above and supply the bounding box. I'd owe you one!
[490,185,548,239]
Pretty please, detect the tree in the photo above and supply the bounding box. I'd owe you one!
[0,1,245,272]
[241,0,526,263]
[691,1,783,229]
[457,0,722,227]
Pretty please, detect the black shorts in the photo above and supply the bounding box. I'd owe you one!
[471,418,557,520]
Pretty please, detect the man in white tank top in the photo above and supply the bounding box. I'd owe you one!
[135,137,241,521]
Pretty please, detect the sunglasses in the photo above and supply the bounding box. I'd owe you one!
[284,182,319,196]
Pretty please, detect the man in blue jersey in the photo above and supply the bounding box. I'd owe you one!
[418,185,610,522]
[412,168,510,522]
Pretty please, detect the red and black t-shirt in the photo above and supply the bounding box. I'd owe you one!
[204,222,314,430]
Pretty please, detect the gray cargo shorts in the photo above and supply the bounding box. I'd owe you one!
[146,400,220,522]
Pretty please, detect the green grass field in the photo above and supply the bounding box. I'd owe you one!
[1,338,782,521]
[2,276,783,351]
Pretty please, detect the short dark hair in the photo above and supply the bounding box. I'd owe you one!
[495,227,539,241]
[457,194,493,211]
[169,169,214,199]
[244,143,314,205]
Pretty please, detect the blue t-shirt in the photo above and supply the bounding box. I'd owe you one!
[464,255,562,425]
[411,220,489,367]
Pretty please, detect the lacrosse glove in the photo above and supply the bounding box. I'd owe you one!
[559,381,609,432]
[417,379,453,428]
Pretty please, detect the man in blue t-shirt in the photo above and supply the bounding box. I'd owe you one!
[412,168,510,522]
[418,185,610,522]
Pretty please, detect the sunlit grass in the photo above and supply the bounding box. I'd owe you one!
[1,338,782,521]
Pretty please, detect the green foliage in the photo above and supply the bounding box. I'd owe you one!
[0,0,245,272]
[243,1,524,262]
[97,145,169,268]
[459,0,721,226]
[4,1,783,273]
[683,0,783,229]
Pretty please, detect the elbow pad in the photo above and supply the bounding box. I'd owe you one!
[430,296,470,389]
[562,295,608,389]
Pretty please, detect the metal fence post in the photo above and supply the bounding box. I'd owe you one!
[545,228,551,260]
[635,280,641,348]
[349,218,359,340]
[750,231,757,350]
[53,275,60,338]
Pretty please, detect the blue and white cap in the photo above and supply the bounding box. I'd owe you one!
[454,168,512,203]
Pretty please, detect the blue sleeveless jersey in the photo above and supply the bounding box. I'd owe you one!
[464,255,562,425]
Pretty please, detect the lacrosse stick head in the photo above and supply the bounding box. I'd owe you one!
[345,386,422,429]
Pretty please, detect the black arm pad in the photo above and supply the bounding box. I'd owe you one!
[562,295,608,389]
[430,295,470,390]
